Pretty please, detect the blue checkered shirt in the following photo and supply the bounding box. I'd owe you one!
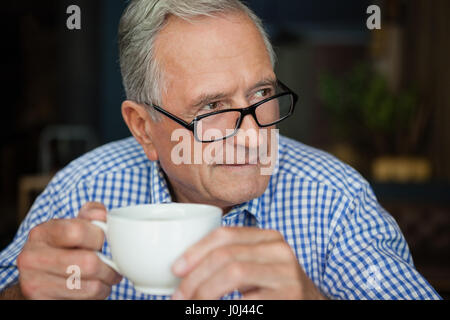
[0,135,441,299]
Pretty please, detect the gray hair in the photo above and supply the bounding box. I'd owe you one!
[118,0,276,121]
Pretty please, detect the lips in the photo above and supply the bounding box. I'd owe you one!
[218,162,259,169]
[216,159,259,166]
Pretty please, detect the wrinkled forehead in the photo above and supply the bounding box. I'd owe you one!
[153,12,274,103]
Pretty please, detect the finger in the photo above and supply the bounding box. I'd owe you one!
[18,246,122,286]
[173,227,283,276]
[188,262,286,300]
[176,241,292,299]
[20,270,112,300]
[29,218,105,251]
[78,202,107,221]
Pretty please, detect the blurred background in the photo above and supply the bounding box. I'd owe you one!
[0,0,449,298]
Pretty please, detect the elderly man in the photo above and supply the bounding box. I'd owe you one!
[0,0,441,300]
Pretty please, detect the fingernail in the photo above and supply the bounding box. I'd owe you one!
[172,290,184,300]
[173,257,187,275]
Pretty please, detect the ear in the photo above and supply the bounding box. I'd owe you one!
[121,100,159,161]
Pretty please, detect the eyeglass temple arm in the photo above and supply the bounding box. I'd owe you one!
[149,104,195,131]
[277,80,299,104]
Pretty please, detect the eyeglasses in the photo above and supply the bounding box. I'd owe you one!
[145,80,298,143]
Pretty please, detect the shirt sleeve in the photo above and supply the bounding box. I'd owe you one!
[0,174,88,292]
[321,183,442,300]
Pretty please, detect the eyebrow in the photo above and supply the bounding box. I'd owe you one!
[190,77,277,109]
[249,77,278,94]
[191,92,228,109]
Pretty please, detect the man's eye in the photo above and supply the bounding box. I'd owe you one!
[250,88,274,104]
[204,102,220,111]
[197,101,223,115]
[203,102,219,111]
[254,88,272,100]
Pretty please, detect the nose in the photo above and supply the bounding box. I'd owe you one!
[240,111,259,130]
[232,113,263,150]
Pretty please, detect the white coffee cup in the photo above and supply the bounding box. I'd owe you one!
[90,203,222,295]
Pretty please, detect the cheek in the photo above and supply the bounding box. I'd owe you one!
[152,122,188,157]
[154,129,205,181]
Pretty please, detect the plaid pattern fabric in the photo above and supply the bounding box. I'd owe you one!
[0,136,441,299]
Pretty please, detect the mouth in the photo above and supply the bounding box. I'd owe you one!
[214,157,259,165]
[217,163,259,169]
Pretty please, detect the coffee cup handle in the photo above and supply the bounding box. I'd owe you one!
[90,220,121,274]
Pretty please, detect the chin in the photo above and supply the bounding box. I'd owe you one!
[209,168,270,205]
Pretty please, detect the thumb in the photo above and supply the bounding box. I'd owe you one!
[78,202,107,222]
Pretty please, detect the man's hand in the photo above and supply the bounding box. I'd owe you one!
[16,202,122,299]
[171,227,326,300]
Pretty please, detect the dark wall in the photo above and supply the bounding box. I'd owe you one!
[98,0,129,143]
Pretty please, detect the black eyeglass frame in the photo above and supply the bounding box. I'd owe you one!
[145,80,298,143]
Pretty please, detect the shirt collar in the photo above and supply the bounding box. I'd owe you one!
[223,195,262,225]
[148,161,263,224]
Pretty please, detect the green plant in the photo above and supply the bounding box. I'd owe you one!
[319,62,421,156]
